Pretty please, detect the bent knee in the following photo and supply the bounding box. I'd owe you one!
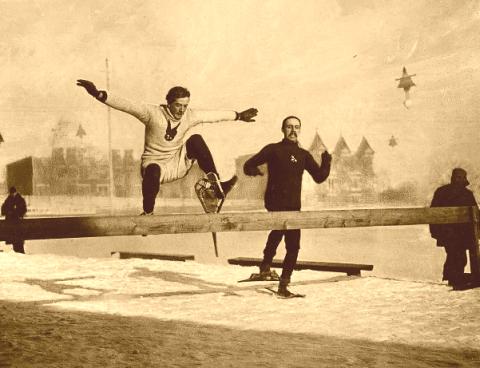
[143,164,161,180]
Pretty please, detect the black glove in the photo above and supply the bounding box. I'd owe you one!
[237,108,258,122]
[76,79,99,97]
[321,150,332,164]
[244,166,264,177]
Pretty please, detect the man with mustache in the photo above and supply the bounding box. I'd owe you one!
[243,116,332,297]
[430,168,478,290]
[77,80,257,215]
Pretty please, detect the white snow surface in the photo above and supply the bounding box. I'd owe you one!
[1,252,479,351]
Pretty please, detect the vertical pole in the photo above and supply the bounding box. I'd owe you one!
[211,232,219,257]
[105,58,114,214]
[469,206,480,280]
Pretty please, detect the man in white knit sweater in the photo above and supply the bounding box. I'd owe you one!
[77,79,257,214]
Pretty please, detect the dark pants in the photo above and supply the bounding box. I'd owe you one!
[141,134,218,213]
[5,218,25,254]
[260,229,301,282]
[12,239,25,254]
[443,243,468,284]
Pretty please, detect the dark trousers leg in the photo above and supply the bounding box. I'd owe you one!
[186,134,218,176]
[12,239,25,254]
[281,229,301,281]
[260,230,284,271]
[141,164,161,213]
[444,243,467,284]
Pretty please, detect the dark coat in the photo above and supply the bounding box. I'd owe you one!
[1,194,27,221]
[429,184,477,249]
[243,139,331,211]
[1,193,27,245]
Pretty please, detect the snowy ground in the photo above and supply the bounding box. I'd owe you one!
[1,251,480,354]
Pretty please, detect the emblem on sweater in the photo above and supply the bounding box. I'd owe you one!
[164,120,180,141]
[290,155,297,163]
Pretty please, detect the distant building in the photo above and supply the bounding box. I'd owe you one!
[6,148,141,197]
[6,157,35,195]
[327,135,376,203]
[5,119,143,197]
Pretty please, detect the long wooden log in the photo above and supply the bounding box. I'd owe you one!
[0,206,472,241]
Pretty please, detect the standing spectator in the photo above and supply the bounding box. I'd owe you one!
[1,187,27,254]
[430,168,478,289]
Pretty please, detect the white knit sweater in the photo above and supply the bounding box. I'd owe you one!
[105,92,236,163]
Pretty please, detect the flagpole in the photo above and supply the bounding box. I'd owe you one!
[105,58,114,214]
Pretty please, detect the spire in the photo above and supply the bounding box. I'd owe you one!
[76,124,87,138]
[309,131,327,153]
[333,136,351,156]
[356,136,374,156]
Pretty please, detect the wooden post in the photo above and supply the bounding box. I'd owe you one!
[469,206,480,281]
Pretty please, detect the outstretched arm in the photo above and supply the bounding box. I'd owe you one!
[191,107,258,125]
[76,79,150,124]
[305,150,332,183]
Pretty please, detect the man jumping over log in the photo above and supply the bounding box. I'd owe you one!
[243,116,331,297]
[77,80,257,215]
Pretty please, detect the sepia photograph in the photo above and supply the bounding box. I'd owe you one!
[1,0,480,366]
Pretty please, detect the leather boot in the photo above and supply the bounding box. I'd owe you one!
[277,277,293,297]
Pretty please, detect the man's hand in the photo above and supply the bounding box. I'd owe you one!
[237,108,258,122]
[76,79,100,98]
[321,150,332,164]
[244,166,264,177]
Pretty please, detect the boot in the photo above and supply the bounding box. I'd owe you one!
[140,211,154,216]
[140,211,154,237]
[220,175,238,197]
[258,263,279,281]
[259,269,280,281]
[207,172,238,200]
[277,277,294,298]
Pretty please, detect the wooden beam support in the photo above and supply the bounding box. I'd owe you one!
[0,206,472,241]
[228,257,373,276]
[111,252,194,261]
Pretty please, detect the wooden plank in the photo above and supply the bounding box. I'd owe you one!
[0,206,472,241]
[111,252,194,261]
[228,257,373,276]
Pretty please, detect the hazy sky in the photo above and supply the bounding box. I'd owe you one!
[1,0,479,190]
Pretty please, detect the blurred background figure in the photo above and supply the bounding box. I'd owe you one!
[430,168,478,290]
[1,186,27,254]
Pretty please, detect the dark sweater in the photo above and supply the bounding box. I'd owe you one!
[1,194,27,221]
[429,183,477,248]
[243,139,331,211]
